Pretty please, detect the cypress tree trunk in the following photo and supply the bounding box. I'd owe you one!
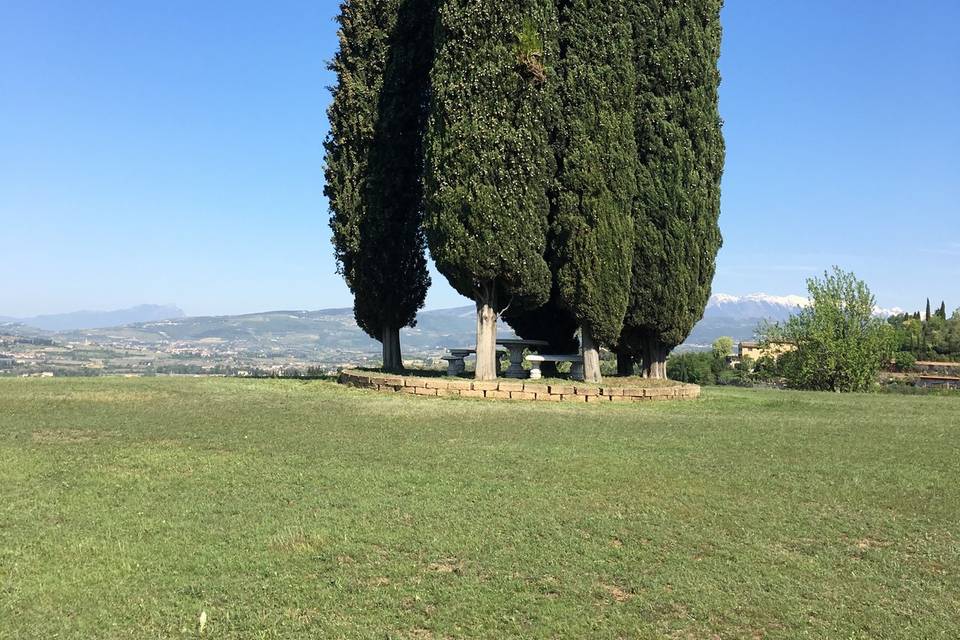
[475,301,498,381]
[641,338,668,380]
[582,328,602,383]
[616,351,634,376]
[382,326,402,372]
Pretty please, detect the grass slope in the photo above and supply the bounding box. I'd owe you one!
[1,378,958,639]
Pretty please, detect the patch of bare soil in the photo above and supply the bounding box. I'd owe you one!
[426,557,464,575]
[601,583,634,603]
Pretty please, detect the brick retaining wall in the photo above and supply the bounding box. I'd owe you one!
[338,370,700,403]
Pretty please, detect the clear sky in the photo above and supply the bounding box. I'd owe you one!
[2,0,958,317]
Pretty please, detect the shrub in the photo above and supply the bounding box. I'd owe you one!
[667,352,716,385]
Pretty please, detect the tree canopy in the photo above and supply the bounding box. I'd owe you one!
[423,0,557,378]
[424,0,555,310]
[551,0,638,381]
[617,0,725,378]
[326,0,726,381]
[766,268,895,393]
[325,0,435,370]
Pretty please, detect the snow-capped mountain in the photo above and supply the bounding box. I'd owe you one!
[704,293,904,322]
[677,293,905,350]
[705,293,809,322]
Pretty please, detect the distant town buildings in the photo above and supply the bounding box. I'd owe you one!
[737,341,796,363]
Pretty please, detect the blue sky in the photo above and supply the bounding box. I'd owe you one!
[2,0,958,317]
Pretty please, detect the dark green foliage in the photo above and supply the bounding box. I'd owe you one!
[325,0,434,342]
[889,304,960,360]
[667,344,732,385]
[619,0,725,357]
[502,290,580,354]
[551,0,638,347]
[752,353,785,381]
[423,0,557,311]
[666,351,716,385]
[893,351,917,372]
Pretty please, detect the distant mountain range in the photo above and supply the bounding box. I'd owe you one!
[704,293,809,321]
[705,293,904,321]
[1,294,906,356]
[679,294,803,349]
[682,293,904,349]
[0,305,509,358]
[0,304,185,332]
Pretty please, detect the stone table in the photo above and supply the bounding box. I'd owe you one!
[497,338,550,379]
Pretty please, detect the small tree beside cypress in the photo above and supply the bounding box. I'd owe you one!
[325,0,435,371]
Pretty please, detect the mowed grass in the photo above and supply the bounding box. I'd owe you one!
[1,378,958,639]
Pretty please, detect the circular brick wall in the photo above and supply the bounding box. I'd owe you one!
[338,370,700,403]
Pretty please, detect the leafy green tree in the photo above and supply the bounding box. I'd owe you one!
[617,0,725,379]
[325,0,434,371]
[424,0,556,379]
[767,267,895,392]
[752,354,781,381]
[712,336,734,360]
[551,0,638,382]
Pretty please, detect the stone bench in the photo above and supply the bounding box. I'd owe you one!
[443,348,506,376]
[525,354,585,381]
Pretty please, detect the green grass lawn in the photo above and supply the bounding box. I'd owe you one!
[1,378,958,639]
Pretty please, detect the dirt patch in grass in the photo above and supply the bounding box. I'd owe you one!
[367,576,391,587]
[600,583,634,603]
[427,557,464,575]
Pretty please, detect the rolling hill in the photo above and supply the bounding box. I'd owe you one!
[0,304,185,332]
[0,295,815,359]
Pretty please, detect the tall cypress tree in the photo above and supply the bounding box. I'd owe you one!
[325,0,435,371]
[617,0,725,378]
[424,0,556,380]
[551,0,637,382]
